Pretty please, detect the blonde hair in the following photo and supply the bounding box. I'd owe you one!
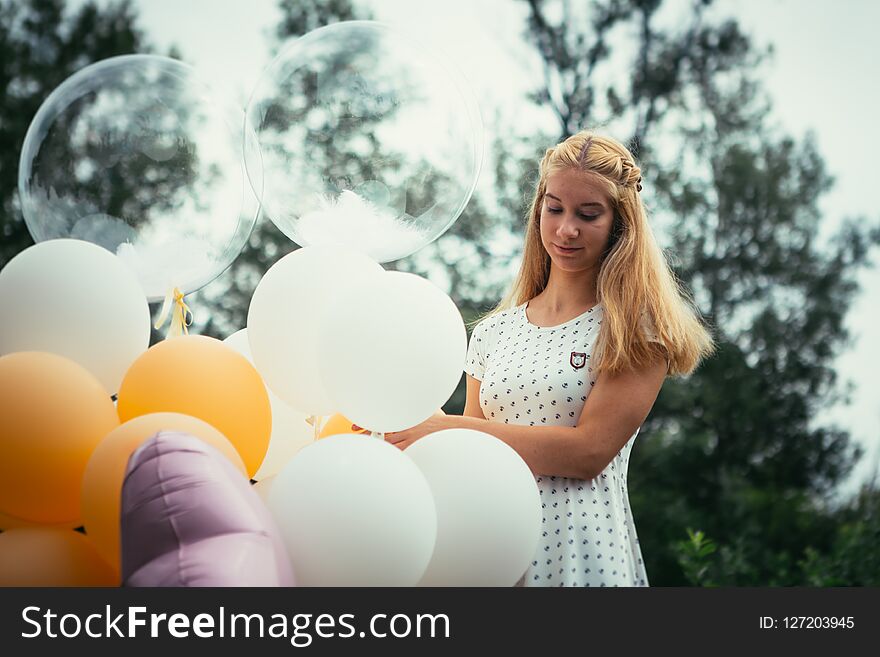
[489,130,715,376]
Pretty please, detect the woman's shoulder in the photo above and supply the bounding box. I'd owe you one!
[472,304,524,333]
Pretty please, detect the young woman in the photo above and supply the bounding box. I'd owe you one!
[388,131,715,587]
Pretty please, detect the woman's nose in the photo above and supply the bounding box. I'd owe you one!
[557,216,579,239]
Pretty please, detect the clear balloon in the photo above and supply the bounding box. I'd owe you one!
[245,20,483,262]
[18,54,261,300]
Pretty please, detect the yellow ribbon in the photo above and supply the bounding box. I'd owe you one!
[306,415,326,441]
[154,286,192,338]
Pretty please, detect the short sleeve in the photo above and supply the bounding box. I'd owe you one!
[639,311,662,344]
[639,311,670,370]
[464,319,490,380]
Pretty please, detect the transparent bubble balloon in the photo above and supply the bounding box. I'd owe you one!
[245,20,483,263]
[18,54,262,301]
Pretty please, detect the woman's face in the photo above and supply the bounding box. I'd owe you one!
[540,168,615,274]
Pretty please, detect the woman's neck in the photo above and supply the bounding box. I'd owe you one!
[531,266,598,315]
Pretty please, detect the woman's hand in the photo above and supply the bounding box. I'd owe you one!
[385,411,452,450]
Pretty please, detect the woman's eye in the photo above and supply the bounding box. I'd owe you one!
[547,207,562,213]
[579,214,600,221]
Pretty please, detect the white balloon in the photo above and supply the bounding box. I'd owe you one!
[247,246,383,415]
[318,271,466,433]
[405,429,542,586]
[268,434,436,586]
[0,239,150,394]
[252,476,275,504]
[223,328,316,480]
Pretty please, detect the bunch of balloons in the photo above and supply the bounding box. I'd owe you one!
[0,21,544,587]
[0,240,273,582]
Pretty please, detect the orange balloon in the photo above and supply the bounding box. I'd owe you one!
[0,509,80,531]
[318,413,371,439]
[0,352,118,524]
[116,335,271,476]
[318,410,446,439]
[81,412,247,576]
[0,528,116,586]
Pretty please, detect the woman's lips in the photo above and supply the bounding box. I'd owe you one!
[553,244,582,255]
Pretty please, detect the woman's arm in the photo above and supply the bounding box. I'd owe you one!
[388,357,667,480]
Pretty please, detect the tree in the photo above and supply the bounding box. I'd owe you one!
[800,482,880,586]
[0,0,148,270]
[519,0,880,584]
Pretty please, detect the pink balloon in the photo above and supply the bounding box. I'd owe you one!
[120,431,294,586]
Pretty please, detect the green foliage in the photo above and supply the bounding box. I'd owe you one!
[799,483,880,586]
[274,0,365,45]
[670,480,880,587]
[675,528,718,587]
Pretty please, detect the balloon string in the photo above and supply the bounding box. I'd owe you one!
[306,415,325,441]
[154,286,192,339]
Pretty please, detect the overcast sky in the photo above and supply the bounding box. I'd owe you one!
[73,0,879,498]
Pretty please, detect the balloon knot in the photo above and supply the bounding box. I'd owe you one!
[154,286,192,338]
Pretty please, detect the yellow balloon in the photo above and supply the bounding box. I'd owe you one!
[81,412,247,576]
[0,528,116,586]
[0,352,118,524]
[116,335,271,476]
[318,410,447,439]
[0,509,80,531]
[318,413,371,439]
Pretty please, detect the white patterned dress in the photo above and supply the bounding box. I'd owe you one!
[464,302,649,587]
